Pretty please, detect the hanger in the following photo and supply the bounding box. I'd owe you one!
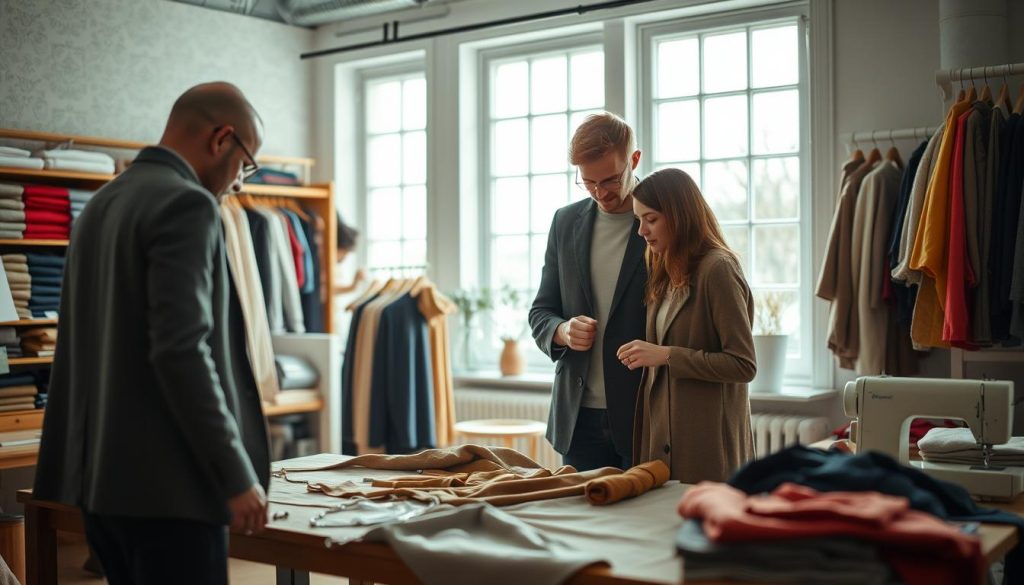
[955,69,966,103]
[979,66,992,104]
[280,198,311,222]
[1014,82,1024,115]
[965,68,978,103]
[344,278,384,311]
[884,130,903,168]
[865,131,882,165]
[409,275,429,298]
[998,65,1013,111]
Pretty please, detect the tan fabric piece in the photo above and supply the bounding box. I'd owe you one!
[584,460,670,506]
[0,385,37,398]
[417,285,456,447]
[0,402,35,412]
[0,253,26,263]
[1,262,27,273]
[0,395,36,406]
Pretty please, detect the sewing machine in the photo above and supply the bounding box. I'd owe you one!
[843,375,1023,502]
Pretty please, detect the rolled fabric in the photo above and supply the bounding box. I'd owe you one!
[585,460,670,506]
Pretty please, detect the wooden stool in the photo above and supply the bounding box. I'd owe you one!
[453,419,547,461]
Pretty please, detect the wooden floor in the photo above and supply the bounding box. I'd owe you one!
[56,534,348,585]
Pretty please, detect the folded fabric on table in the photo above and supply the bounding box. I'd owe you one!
[25,253,64,267]
[0,147,30,158]
[0,156,43,170]
[0,210,25,223]
[0,182,24,197]
[42,157,115,174]
[585,460,670,505]
[919,428,1024,466]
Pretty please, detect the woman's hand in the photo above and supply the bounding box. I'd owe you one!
[616,340,670,370]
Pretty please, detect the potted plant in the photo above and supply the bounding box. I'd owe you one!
[750,291,789,393]
[450,287,493,372]
[492,285,530,376]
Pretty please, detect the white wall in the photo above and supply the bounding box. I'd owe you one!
[0,0,316,158]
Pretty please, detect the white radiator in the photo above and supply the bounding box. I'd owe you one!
[750,412,831,458]
[453,388,561,469]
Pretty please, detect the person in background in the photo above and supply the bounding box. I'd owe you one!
[34,82,270,585]
[529,112,647,471]
[334,211,365,294]
[617,168,756,483]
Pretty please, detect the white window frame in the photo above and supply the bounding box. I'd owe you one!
[357,61,428,275]
[477,34,605,372]
[638,4,814,385]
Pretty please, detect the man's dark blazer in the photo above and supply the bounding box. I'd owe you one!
[33,146,270,525]
[529,198,647,459]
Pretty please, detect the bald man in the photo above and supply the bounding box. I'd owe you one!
[34,82,270,584]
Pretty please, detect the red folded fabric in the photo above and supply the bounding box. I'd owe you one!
[24,198,71,212]
[25,209,70,226]
[22,185,69,199]
[24,228,70,239]
[678,481,983,585]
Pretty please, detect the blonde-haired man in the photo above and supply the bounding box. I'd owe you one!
[529,112,646,471]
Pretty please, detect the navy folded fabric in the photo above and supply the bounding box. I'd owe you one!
[0,374,35,388]
[27,266,62,278]
[28,295,60,306]
[24,253,65,267]
[30,285,61,297]
[27,276,62,287]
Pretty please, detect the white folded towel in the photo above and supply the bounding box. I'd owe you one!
[36,149,115,165]
[42,158,114,174]
[0,183,23,197]
[0,147,30,158]
[0,156,44,170]
[68,189,96,203]
[0,200,25,211]
[918,427,1024,465]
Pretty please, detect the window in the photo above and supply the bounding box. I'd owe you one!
[482,43,604,366]
[645,17,810,377]
[362,71,427,273]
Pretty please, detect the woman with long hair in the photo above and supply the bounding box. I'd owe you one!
[616,168,756,482]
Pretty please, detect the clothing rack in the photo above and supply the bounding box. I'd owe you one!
[936,62,1024,101]
[369,263,428,278]
[842,127,938,154]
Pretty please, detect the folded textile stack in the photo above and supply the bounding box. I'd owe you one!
[25,252,63,317]
[248,168,301,186]
[0,327,21,358]
[20,327,56,357]
[919,427,1024,466]
[2,253,32,319]
[0,182,26,239]
[37,148,115,175]
[69,188,96,226]
[22,185,70,240]
[0,373,38,412]
[0,146,44,170]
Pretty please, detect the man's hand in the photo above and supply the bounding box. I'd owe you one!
[556,316,598,351]
[616,340,670,370]
[229,484,268,536]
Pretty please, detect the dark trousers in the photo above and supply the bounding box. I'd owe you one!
[82,513,228,585]
[562,407,631,471]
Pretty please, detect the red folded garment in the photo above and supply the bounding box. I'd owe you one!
[24,229,70,239]
[678,481,983,585]
[25,198,70,211]
[25,209,71,226]
[22,185,69,199]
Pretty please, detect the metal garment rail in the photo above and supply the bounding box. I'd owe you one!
[936,62,1024,101]
[301,0,662,60]
[840,126,939,150]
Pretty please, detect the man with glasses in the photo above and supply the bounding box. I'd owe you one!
[35,82,269,584]
[529,112,646,472]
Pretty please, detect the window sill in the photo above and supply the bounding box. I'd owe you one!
[748,386,839,403]
[453,370,553,392]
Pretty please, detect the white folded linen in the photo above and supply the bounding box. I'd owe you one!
[42,158,114,174]
[0,156,44,170]
[68,189,95,203]
[0,182,24,197]
[36,148,115,165]
[0,146,30,158]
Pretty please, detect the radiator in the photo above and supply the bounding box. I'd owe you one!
[750,412,831,458]
[453,388,561,469]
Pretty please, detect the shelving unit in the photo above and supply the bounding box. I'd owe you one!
[950,347,1024,378]
[0,128,339,461]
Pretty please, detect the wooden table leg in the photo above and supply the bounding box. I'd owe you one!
[275,566,311,585]
[24,503,57,585]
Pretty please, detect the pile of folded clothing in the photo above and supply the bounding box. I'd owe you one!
[248,168,301,186]
[20,327,56,357]
[0,182,26,239]
[0,373,38,412]
[0,327,21,358]
[36,148,115,175]
[0,146,43,170]
[26,253,63,317]
[69,188,96,227]
[918,427,1024,466]
[22,185,70,240]
[2,254,31,319]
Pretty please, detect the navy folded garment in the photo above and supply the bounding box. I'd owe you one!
[30,310,56,318]
[30,285,61,297]
[0,374,35,388]
[27,276,62,287]
[24,253,65,267]
[27,266,63,278]
[28,295,60,306]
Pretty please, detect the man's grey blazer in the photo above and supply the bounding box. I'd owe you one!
[529,198,647,459]
[33,146,270,525]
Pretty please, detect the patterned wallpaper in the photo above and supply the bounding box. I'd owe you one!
[0,0,315,158]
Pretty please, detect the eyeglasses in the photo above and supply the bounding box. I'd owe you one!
[575,164,630,193]
[229,131,260,180]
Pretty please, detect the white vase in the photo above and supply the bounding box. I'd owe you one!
[750,334,788,393]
